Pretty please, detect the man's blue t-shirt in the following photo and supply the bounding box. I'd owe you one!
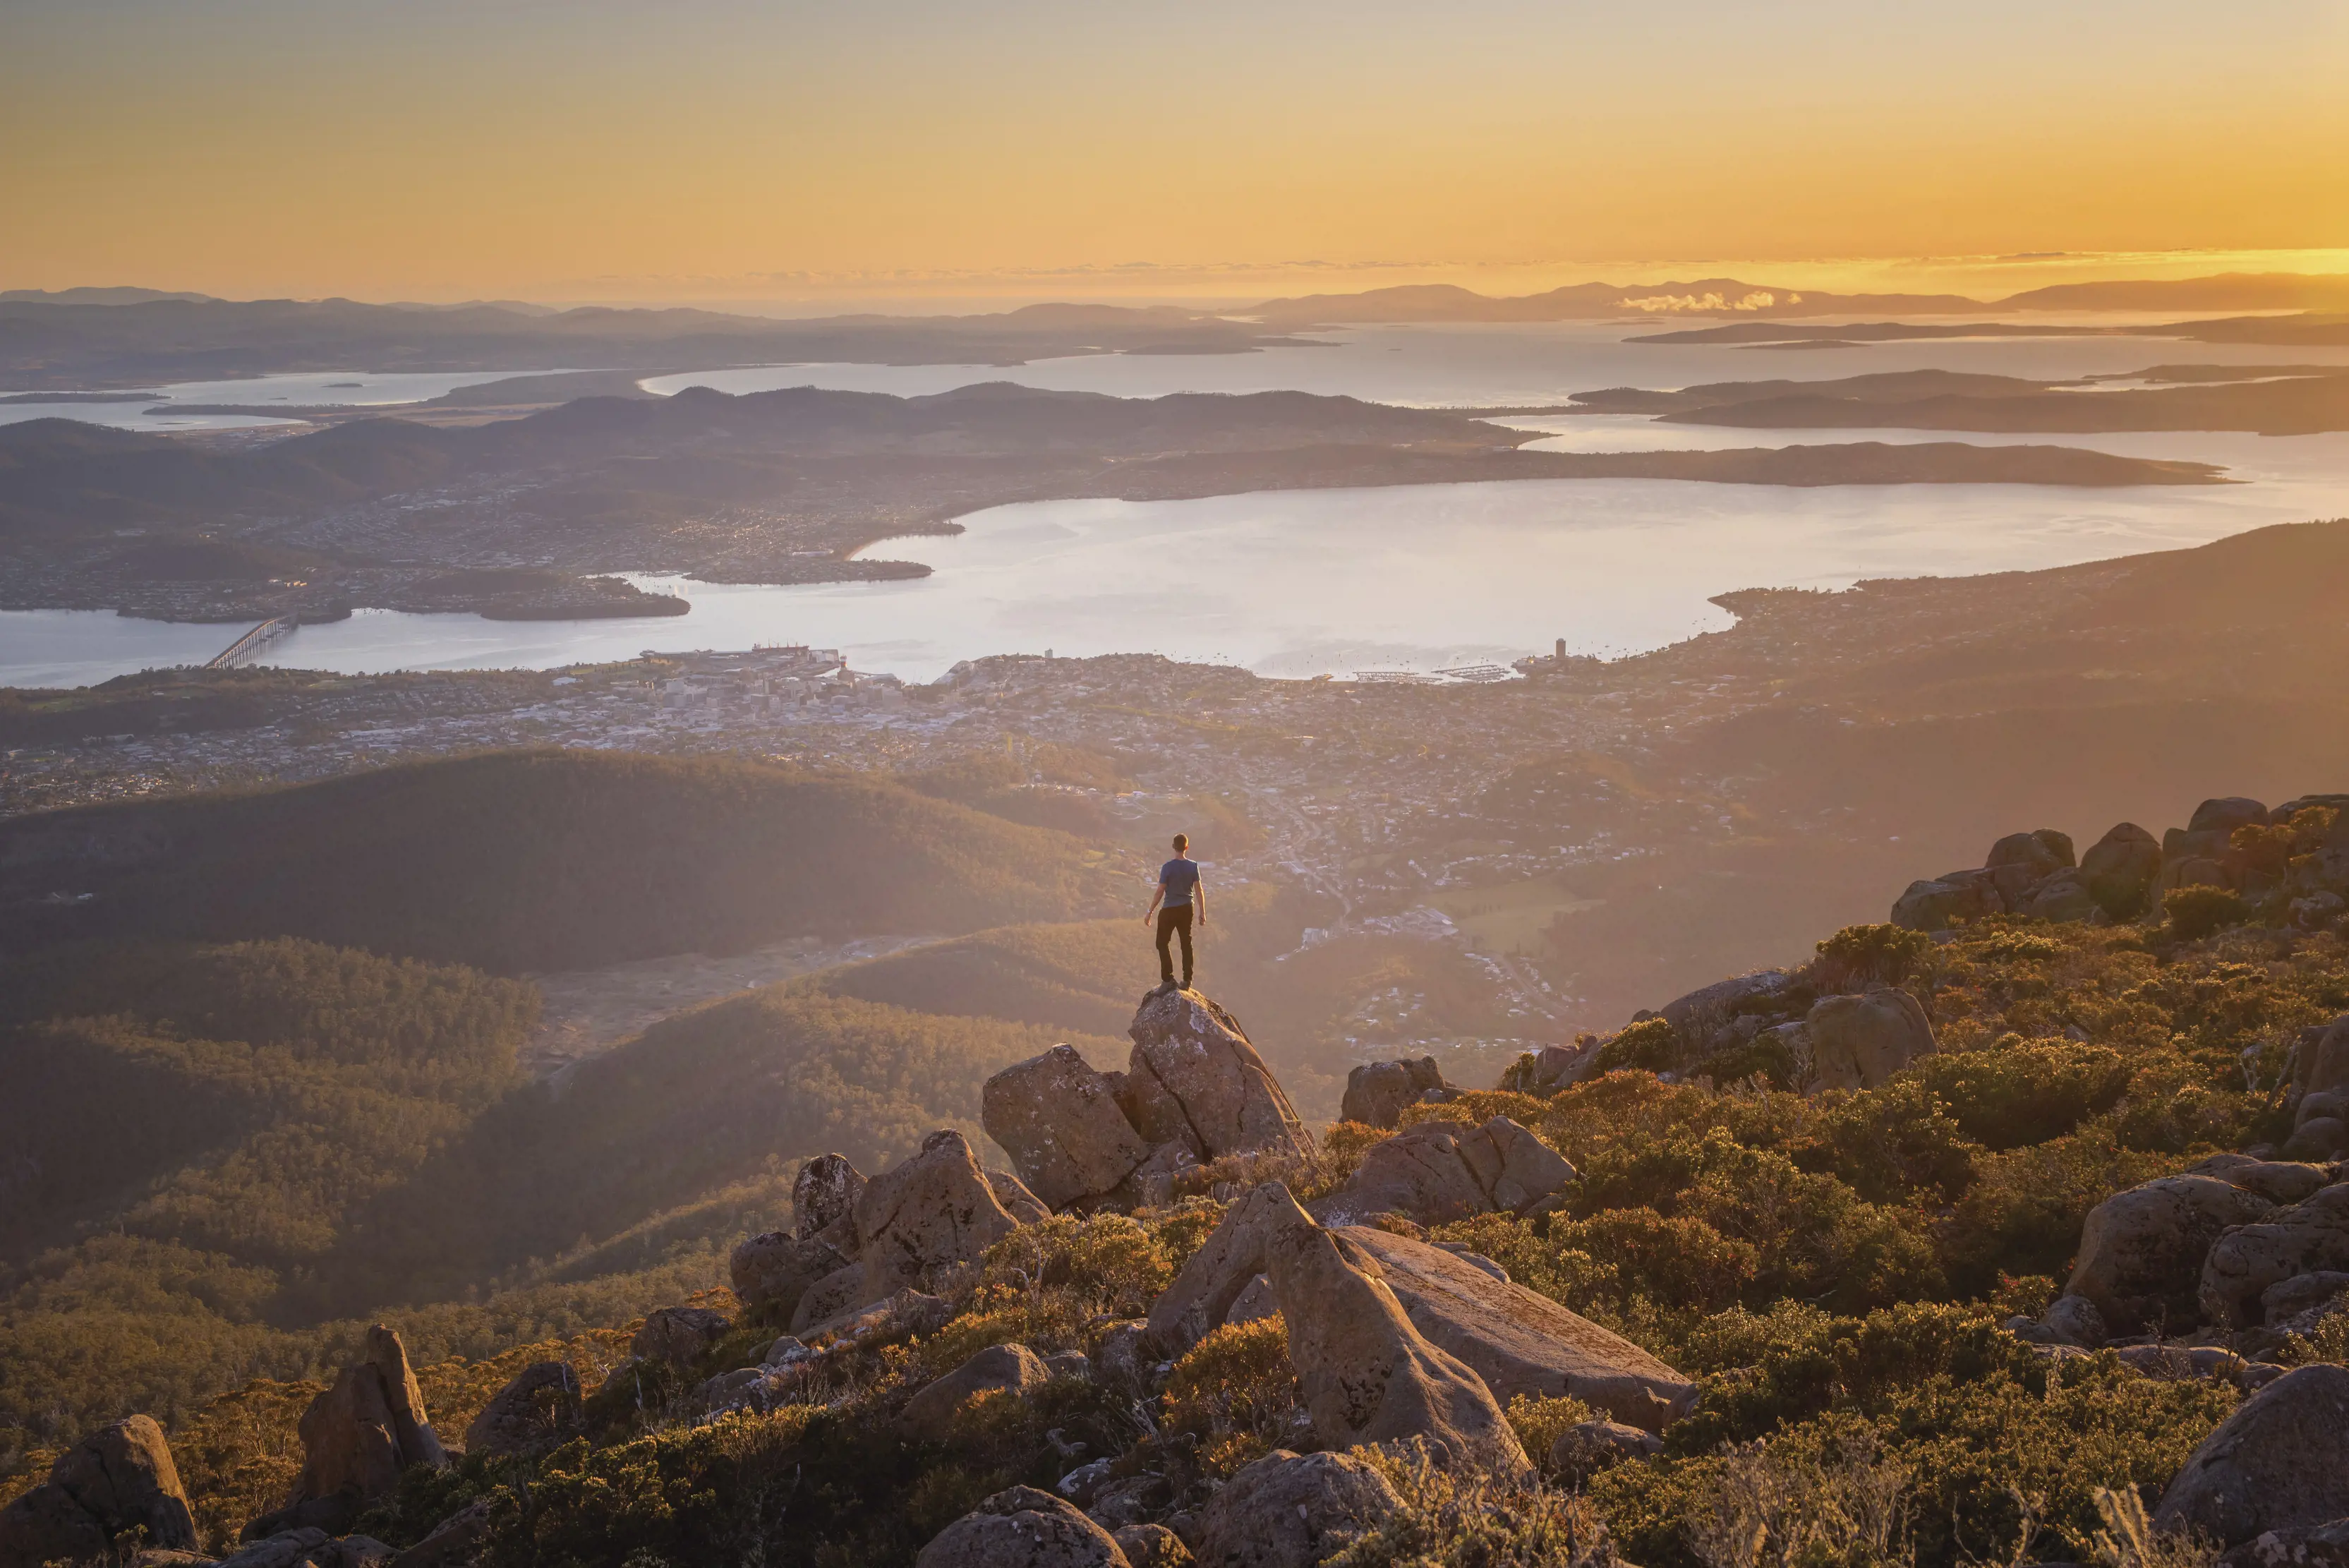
[1160,857,1202,907]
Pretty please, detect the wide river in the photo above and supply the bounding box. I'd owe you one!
[6,324,2349,687]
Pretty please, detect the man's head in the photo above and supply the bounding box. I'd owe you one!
[1172,833,1189,855]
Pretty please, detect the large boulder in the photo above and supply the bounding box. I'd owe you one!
[790,1263,869,1334]
[730,1231,852,1319]
[1316,1116,1573,1226]
[1986,830,2076,907]
[917,1485,1132,1568]
[0,1415,198,1567]
[631,1305,732,1368]
[282,1326,447,1518]
[2156,1363,2349,1547]
[1149,1183,1528,1473]
[1657,971,1796,1049]
[1805,988,1935,1092]
[2082,823,2163,917]
[857,1130,1027,1303]
[2191,798,2272,838]
[1892,874,1995,931]
[1341,1057,1451,1130]
[795,1153,868,1243]
[984,1046,1152,1210]
[1337,1226,1695,1430]
[2069,1176,2274,1334]
[1119,992,1312,1164]
[2200,1183,2349,1329]
[1193,1450,1401,1568]
[1261,1193,1529,1474]
[898,1344,1053,1443]
[462,1362,583,1459]
[2022,870,2101,923]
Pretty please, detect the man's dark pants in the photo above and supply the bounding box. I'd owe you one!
[1156,905,1193,987]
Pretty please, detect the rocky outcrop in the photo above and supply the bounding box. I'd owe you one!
[988,1168,1053,1226]
[1193,1450,1400,1568]
[917,1485,1133,1568]
[984,1046,1152,1210]
[1549,1418,1662,1480]
[1317,1116,1574,1226]
[2081,823,2163,917]
[461,1362,583,1458]
[1120,992,1312,1165]
[2156,1363,2349,1547]
[2285,1016,2349,1160]
[898,1344,1053,1443]
[1111,1524,1191,1568]
[731,1229,854,1320]
[1337,1226,1695,1430]
[1340,1057,1453,1130]
[796,1153,868,1239]
[2201,1183,2349,1329]
[0,1415,198,1568]
[277,1327,447,1526]
[858,1130,1026,1303]
[732,1155,869,1317]
[2067,1175,2275,1333]
[631,1305,732,1368]
[790,1265,869,1334]
[1157,1183,1530,1473]
[1805,987,1935,1091]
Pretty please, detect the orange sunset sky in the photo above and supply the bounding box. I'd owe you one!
[5,0,2348,306]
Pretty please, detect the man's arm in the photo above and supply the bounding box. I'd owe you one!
[1142,879,1166,926]
[1195,878,1207,926]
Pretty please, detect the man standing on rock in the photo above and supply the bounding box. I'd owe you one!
[1142,833,1205,994]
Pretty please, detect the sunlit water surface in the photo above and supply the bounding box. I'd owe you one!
[6,325,2348,687]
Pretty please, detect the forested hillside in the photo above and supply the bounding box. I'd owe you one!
[0,749,1128,969]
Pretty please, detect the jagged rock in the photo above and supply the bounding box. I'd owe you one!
[1224,1275,1279,1327]
[0,1414,198,1567]
[2201,1184,2349,1329]
[2192,798,2272,838]
[899,1344,1053,1442]
[1150,1183,1527,1471]
[1339,1226,1695,1430]
[1094,1322,1153,1392]
[1317,1116,1574,1226]
[1130,1142,1200,1207]
[387,1500,493,1568]
[984,1046,1153,1209]
[2195,1154,2336,1207]
[989,1169,1053,1226]
[1262,1193,1530,1473]
[2082,823,2164,916]
[2069,1175,2274,1333]
[1087,1478,1171,1533]
[1529,1040,1600,1092]
[462,1362,582,1458]
[1341,1057,1451,1130]
[2156,1363,2349,1547]
[1150,1183,1335,1353]
[2218,1519,2349,1568]
[2263,1271,2349,1327]
[2023,870,2101,922]
[790,1264,869,1334]
[631,1305,732,1368]
[2038,1293,2108,1349]
[858,1130,1027,1302]
[1119,992,1312,1164]
[1548,1418,1661,1480]
[283,1326,447,1519]
[1112,1524,1192,1568]
[1805,987,1935,1092]
[917,1485,1133,1568]
[796,1154,868,1244]
[1892,874,1995,931]
[1195,1450,1399,1568]
[731,1230,852,1319]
